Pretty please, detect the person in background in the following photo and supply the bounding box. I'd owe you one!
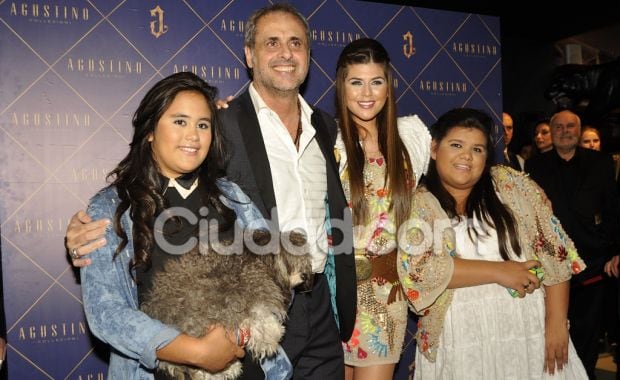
[604,254,620,380]
[526,109,620,379]
[534,118,554,154]
[65,4,356,379]
[401,107,587,379]
[501,112,524,170]
[580,124,619,372]
[333,38,431,380]
[579,126,601,151]
[524,118,553,171]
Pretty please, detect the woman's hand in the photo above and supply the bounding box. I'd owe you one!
[495,260,541,298]
[195,325,245,372]
[544,315,569,375]
[450,259,540,297]
[157,325,245,373]
[543,281,570,375]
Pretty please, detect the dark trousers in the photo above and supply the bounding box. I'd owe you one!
[239,274,344,380]
[569,280,606,380]
[603,276,619,345]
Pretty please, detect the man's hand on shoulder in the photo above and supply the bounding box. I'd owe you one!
[215,95,234,110]
[65,210,109,268]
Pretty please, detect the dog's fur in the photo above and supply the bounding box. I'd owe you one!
[140,230,312,379]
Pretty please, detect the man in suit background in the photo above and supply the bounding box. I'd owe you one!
[502,112,524,171]
[526,109,620,379]
[64,4,356,379]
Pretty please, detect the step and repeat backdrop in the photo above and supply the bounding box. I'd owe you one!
[0,1,502,378]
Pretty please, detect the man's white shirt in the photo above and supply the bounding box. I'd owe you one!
[249,84,328,273]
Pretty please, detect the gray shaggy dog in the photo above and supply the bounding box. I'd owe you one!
[141,230,312,380]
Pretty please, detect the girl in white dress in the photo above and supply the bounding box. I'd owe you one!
[398,108,588,379]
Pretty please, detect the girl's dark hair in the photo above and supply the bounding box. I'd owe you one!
[335,38,413,230]
[108,72,234,270]
[425,108,521,260]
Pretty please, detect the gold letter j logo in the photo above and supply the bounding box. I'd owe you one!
[150,5,168,38]
[403,31,416,59]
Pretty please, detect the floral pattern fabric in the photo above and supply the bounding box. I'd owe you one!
[341,156,409,366]
[334,115,431,367]
[414,216,587,379]
[398,166,587,364]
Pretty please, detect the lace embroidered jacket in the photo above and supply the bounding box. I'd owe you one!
[397,166,587,362]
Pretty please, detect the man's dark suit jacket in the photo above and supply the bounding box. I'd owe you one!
[218,89,356,341]
[525,147,620,280]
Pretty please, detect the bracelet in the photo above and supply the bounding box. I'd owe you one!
[236,328,250,347]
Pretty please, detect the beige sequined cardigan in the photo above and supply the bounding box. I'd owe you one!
[397,165,586,362]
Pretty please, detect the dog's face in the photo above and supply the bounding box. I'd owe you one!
[250,229,313,290]
[280,230,313,290]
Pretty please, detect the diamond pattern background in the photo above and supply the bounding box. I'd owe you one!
[0,1,501,378]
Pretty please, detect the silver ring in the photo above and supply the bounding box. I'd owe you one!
[70,247,80,260]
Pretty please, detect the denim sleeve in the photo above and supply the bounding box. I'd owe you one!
[80,189,180,370]
[260,345,292,380]
[217,179,268,230]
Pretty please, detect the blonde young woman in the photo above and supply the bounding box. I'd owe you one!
[579,126,601,151]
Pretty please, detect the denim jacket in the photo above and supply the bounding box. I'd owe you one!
[81,178,285,379]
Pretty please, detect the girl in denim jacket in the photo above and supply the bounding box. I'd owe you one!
[80,72,275,379]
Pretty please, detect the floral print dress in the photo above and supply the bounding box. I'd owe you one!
[341,155,410,366]
[335,115,431,367]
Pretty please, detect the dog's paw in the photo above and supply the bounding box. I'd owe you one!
[245,306,285,359]
[288,272,304,288]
